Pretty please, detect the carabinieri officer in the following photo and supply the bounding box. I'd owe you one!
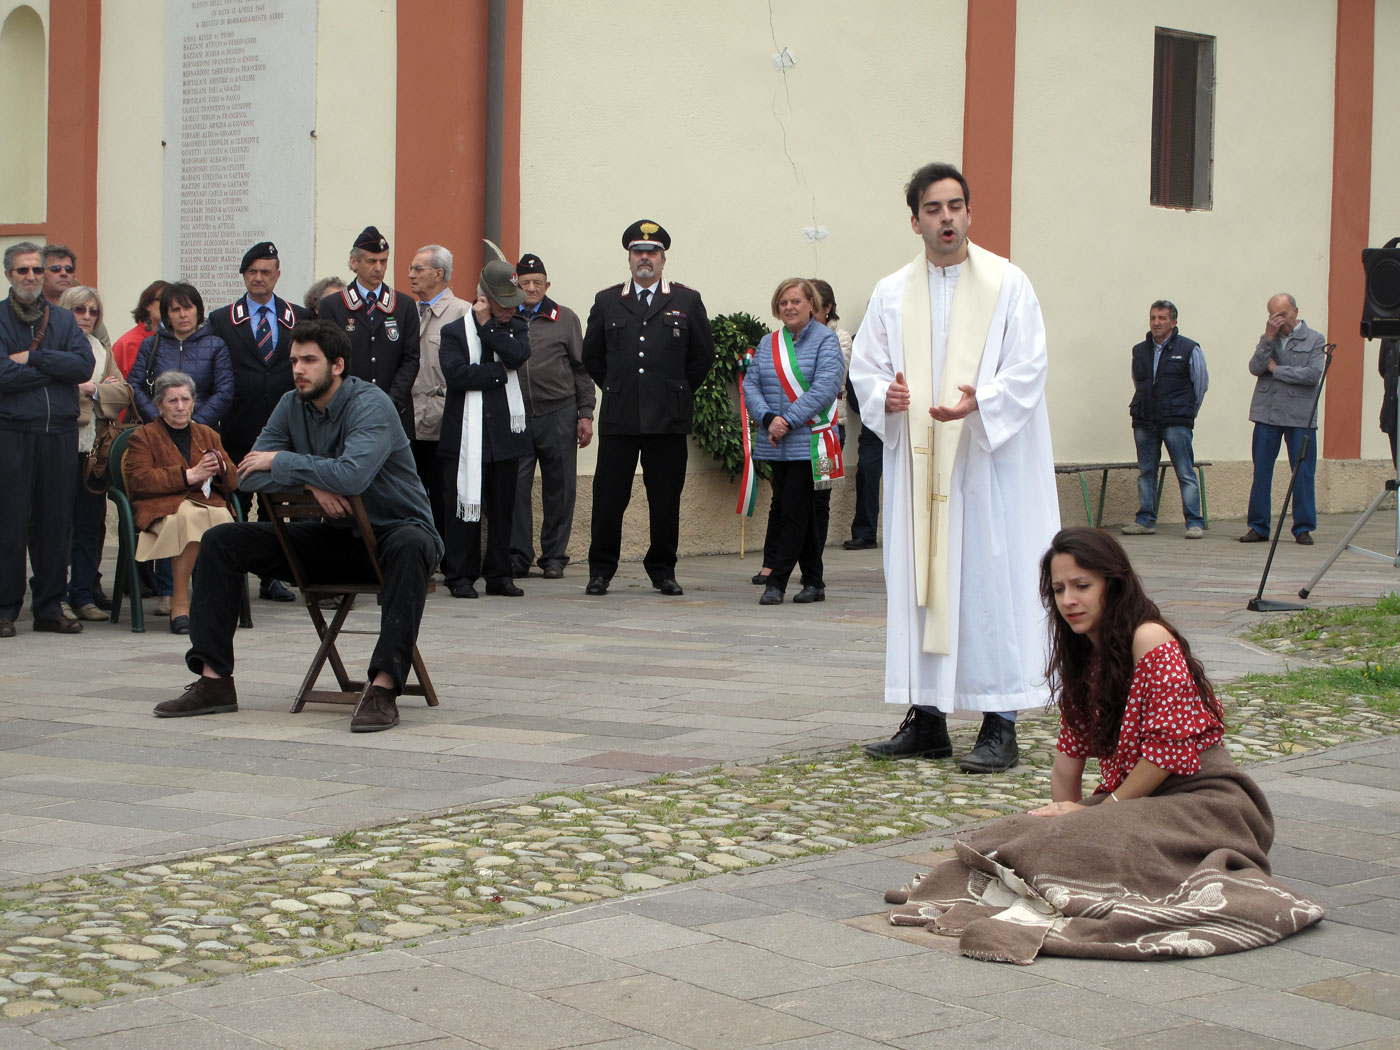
[581,219,715,597]
[318,226,420,437]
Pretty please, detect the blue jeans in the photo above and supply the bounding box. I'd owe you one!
[1132,426,1203,529]
[1248,423,1317,537]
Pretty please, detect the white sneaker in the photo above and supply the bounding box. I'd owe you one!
[1185,525,1205,539]
[1120,523,1156,535]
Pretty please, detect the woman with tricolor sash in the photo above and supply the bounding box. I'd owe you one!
[741,278,845,606]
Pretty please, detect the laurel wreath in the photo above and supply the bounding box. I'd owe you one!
[693,311,772,480]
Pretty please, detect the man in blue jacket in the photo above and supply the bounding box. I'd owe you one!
[1121,300,1209,539]
[0,243,96,636]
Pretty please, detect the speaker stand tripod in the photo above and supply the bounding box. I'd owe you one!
[1298,476,1400,598]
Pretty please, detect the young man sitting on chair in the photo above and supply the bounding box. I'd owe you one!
[153,319,443,732]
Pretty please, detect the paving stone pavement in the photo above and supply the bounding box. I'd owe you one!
[0,511,1397,1047]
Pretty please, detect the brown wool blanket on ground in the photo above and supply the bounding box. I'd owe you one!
[885,747,1324,964]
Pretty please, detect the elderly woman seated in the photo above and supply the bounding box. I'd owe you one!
[125,371,237,634]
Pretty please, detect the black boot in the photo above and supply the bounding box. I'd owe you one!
[863,708,952,759]
[958,713,1020,773]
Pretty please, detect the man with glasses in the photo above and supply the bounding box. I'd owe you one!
[42,243,109,347]
[406,244,468,536]
[0,243,95,637]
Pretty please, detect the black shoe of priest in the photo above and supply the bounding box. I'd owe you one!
[863,707,953,760]
[958,713,1020,773]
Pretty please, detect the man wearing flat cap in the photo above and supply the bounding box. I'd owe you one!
[209,241,310,602]
[437,261,532,599]
[318,226,421,438]
[510,253,593,580]
[581,220,715,596]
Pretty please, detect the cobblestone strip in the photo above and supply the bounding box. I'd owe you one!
[3,693,1398,1017]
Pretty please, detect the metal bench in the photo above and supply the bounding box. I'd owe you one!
[1055,461,1211,528]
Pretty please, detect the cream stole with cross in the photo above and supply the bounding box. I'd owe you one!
[900,241,1007,654]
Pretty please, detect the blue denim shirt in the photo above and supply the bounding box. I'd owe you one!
[243,375,443,560]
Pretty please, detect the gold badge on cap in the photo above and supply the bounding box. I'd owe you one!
[640,222,659,238]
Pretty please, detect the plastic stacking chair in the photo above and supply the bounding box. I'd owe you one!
[106,428,252,632]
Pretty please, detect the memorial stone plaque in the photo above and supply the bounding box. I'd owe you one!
[163,0,316,306]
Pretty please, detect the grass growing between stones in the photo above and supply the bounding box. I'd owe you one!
[3,619,1400,1016]
[1244,591,1400,666]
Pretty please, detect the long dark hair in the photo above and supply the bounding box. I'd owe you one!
[1039,527,1220,756]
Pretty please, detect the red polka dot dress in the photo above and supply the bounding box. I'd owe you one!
[1057,639,1224,794]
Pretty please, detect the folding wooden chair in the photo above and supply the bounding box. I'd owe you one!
[107,428,252,632]
[264,490,438,713]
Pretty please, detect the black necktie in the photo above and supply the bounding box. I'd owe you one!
[638,288,651,310]
[418,301,429,320]
[256,307,273,362]
[364,289,377,320]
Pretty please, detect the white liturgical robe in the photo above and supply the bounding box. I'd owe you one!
[849,251,1060,713]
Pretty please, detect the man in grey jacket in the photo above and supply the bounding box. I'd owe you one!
[1242,293,1327,545]
[152,319,443,733]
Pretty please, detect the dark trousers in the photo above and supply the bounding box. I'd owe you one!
[411,439,445,540]
[187,520,435,690]
[440,456,518,586]
[766,459,824,590]
[850,422,883,542]
[588,433,687,582]
[68,461,108,607]
[227,446,284,587]
[511,405,579,573]
[766,423,845,567]
[0,429,78,620]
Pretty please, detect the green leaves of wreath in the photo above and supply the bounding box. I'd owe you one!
[693,312,773,481]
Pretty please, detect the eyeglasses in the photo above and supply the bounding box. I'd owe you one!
[407,265,440,274]
[9,267,44,276]
[72,305,100,316]
[47,264,76,274]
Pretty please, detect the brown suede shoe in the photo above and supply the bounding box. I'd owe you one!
[34,616,83,634]
[0,618,15,638]
[350,684,400,733]
[154,677,238,718]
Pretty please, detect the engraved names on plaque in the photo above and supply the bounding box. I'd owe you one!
[163,0,316,306]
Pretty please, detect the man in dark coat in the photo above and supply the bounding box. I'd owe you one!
[0,242,95,636]
[317,226,420,438]
[581,220,715,596]
[437,261,532,599]
[208,241,309,601]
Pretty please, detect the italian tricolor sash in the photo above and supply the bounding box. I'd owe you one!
[735,345,758,517]
[771,329,844,489]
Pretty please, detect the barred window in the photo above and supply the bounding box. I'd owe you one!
[1152,28,1215,210]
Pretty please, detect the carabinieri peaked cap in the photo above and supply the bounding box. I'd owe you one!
[621,219,670,251]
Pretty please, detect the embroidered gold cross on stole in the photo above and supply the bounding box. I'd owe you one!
[912,425,947,555]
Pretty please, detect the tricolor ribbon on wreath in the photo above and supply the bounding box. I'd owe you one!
[770,329,844,489]
[735,344,759,517]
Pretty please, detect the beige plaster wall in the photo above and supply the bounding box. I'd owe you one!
[1011,0,1337,476]
[0,1,48,226]
[312,0,397,285]
[94,0,162,328]
[518,0,967,480]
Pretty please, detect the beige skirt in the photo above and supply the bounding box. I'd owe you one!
[136,499,234,561]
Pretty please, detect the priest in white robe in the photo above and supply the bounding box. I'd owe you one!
[849,162,1060,773]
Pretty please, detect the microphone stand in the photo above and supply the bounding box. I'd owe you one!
[1247,342,1336,612]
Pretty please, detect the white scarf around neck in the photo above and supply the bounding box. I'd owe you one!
[454,317,526,522]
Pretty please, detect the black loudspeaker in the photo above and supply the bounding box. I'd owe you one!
[1362,236,1400,339]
